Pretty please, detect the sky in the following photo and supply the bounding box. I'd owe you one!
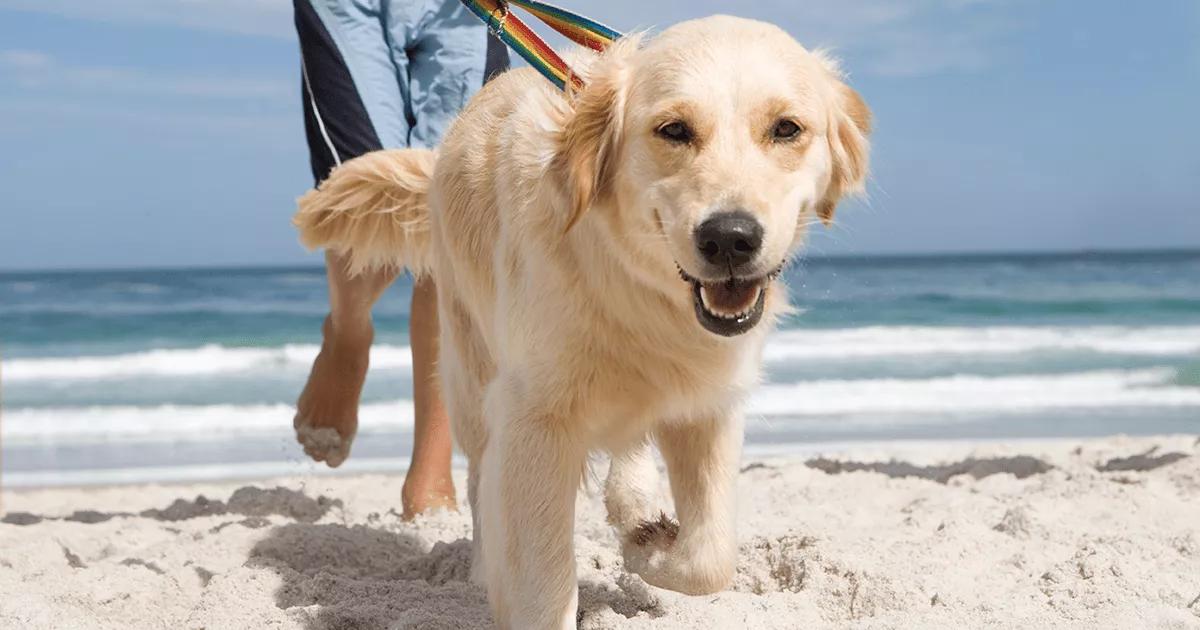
[0,0,1197,271]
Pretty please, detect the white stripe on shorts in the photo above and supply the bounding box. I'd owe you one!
[301,57,342,168]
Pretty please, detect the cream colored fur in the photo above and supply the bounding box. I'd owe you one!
[295,16,870,629]
[294,148,436,276]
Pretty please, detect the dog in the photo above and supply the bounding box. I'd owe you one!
[294,15,870,629]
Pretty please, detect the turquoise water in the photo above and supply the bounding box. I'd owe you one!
[3,250,1199,485]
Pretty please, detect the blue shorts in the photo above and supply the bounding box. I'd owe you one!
[294,0,508,183]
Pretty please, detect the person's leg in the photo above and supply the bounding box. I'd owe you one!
[402,276,457,517]
[298,0,413,173]
[388,0,509,516]
[293,0,410,465]
[295,250,395,466]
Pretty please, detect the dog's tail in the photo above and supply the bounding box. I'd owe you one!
[293,148,435,276]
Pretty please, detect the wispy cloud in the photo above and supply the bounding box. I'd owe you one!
[0,0,292,39]
[843,8,1015,77]
[546,0,1026,77]
[0,49,54,69]
[0,49,292,101]
[0,0,1026,77]
[0,98,297,134]
[740,0,1025,77]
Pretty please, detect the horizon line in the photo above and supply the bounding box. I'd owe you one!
[2,245,1198,276]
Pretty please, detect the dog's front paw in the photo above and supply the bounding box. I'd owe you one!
[621,513,686,592]
[621,512,676,580]
[621,513,733,596]
[631,512,679,547]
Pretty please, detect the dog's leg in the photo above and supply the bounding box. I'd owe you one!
[436,299,492,585]
[442,357,485,584]
[604,438,662,535]
[622,415,742,595]
[479,383,583,630]
[466,458,486,586]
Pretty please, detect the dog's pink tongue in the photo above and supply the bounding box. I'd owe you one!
[701,281,760,314]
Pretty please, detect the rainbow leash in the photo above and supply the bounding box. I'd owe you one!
[459,0,622,92]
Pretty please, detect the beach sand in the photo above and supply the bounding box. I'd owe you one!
[2,434,1198,629]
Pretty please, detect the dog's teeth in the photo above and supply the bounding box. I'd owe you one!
[700,284,763,319]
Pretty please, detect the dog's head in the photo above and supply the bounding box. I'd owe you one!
[557,16,871,337]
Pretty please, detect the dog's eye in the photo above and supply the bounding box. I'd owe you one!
[772,119,803,141]
[656,121,694,144]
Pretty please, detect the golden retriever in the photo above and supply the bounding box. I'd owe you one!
[294,15,870,629]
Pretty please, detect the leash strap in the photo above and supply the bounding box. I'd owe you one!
[459,0,622,91]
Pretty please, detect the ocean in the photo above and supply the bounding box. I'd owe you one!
[3,250,1199,487]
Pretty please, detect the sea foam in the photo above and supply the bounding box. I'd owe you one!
[6,325,1199,382]
[5,369,1196,445]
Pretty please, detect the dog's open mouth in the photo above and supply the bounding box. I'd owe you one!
[678,265,780,337]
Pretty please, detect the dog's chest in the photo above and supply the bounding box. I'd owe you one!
[588,330,766,427]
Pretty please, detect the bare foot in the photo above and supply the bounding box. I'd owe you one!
[401,470,458,519]
[294,315,372,467]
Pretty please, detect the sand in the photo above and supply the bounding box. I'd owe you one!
[2,434,1199,629]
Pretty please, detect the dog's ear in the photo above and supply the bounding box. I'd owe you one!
[816,70,872,227]
[556,37,640,232]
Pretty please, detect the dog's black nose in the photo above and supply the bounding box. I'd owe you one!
[694,211,763,268]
